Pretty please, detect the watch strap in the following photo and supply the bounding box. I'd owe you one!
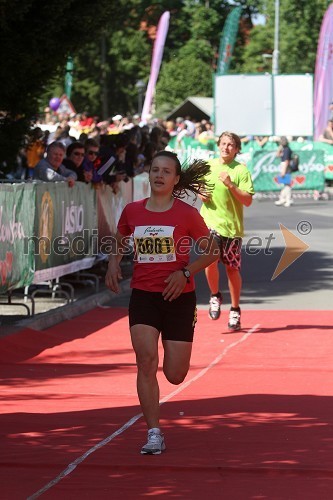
[182,267,191,283]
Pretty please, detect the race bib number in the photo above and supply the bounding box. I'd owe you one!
[134,225,176,263]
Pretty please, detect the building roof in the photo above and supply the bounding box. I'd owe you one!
[166,96,213,121]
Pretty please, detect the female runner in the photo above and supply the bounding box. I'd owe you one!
[106,150,219,454]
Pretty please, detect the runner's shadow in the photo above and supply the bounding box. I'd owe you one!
[254,324,333,334]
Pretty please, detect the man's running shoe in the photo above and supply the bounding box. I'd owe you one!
[209,295,222,320]
[141,429,166,455]
[228,308,241,331]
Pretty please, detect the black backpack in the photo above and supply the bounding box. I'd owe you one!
[289,153,299,173]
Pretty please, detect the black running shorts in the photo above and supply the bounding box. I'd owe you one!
[129,288,197,342]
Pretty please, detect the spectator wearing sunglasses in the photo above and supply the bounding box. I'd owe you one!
[63,142,93,183]
[83,138,103,186]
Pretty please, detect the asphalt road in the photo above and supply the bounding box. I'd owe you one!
[195,196,333,310]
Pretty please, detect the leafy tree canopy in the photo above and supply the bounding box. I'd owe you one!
[156,55,213,112]
[236,0,328,74]
[0,0,146,163]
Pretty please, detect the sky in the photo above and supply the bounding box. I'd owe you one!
[252,13,266,25]
[226,0,266,25]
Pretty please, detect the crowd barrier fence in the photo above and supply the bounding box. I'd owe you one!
[0,175,150,297]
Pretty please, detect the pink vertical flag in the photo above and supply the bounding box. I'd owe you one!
[141,11,170,123]
[314,3,333,140]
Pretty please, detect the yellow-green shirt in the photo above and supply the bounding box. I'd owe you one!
[200,158,254,238]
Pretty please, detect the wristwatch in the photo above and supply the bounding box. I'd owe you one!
[182,268,191,283]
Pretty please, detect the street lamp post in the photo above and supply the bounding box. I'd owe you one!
[135,80,146,115]
[272,0,280,75]
[65,56,74,99]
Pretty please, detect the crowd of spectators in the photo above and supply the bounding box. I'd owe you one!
[4,105,329,190]
[2,109,219,191]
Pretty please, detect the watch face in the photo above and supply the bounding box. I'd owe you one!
[183,269,190,278]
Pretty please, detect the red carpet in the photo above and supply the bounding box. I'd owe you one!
[1,309,333,499]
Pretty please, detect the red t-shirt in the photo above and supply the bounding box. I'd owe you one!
[117,198,210,292]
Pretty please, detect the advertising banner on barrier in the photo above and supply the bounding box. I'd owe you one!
[33,182,96,283]
[0,183,35,293]
[167,136,217,164]
[301,141,333,181]
[247,150,326,192]
[168,137,332,186]
[97,184,125,242]
[238,141,333,182]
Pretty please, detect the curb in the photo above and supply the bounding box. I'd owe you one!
[1,279,132,335]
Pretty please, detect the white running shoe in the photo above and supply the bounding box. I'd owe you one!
[209,295,222,320]
[228,309,241,331]
[141,429,166,455]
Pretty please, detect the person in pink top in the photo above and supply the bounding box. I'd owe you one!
[105,150,219,455]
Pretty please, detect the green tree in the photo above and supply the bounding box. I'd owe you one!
[5,0,324,169]
[0,0,143,167]
[155,2,221,114]
[107,28,150,115]
[156,56,214,113]
[155,0,263,114]
[236,0,328,74]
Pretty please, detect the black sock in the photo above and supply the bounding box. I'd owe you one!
[211,291,222,299]
[230,306,240,312]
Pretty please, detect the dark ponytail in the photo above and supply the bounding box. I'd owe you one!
[152,150,213,199]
